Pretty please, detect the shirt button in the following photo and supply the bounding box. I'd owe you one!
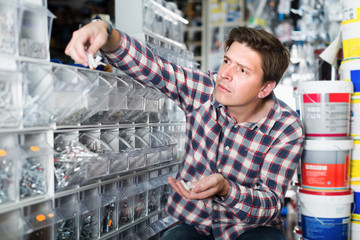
[213,219,219,223]
[234,125,238,128]
[213,205,218,210]
[218,168,222,172]
[225,146,229,151]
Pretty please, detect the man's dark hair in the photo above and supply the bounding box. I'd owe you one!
[224,27,290,86]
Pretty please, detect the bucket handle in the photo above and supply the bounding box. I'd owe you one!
[300,201,353,226]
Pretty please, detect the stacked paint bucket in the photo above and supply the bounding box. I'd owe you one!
[339,0,360,239]
[298,80,354,240]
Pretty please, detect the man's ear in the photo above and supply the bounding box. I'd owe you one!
[261,81,276,98]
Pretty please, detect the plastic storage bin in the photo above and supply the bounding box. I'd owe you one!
[77,69,113,125]
[0,66,22,128]
[0,2,18,56]
[93,73,133,125]
[21,61,57,127]
[78,131,112,180]
[54,132,97,191]
[51,65,92,126]
[19,136,52,200]
[0,134,24,205]
[101,129,130,175]
[119,130,148,170]
[79,188,102,240]
[54,193,80,240]
[0,209,29,239]
[119,80,148,124]
[18,4,55,60]
[100,182,118,235]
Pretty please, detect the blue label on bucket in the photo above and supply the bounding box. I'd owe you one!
[302,215,349,240]
[352,191,360,215]
[351,69,360,92]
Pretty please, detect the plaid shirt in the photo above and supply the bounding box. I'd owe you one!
[104,31,304,239]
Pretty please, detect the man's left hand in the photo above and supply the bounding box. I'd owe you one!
[168,173,229,200]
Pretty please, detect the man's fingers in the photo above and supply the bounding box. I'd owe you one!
[168,177,185,198]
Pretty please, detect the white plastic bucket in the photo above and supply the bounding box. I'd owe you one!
[301,139,353,191]
[351,96,360,136]
[300,81,353,138]
[351,141,360,182]
[341,22,360,60]
[339,60,360,94]
[299,189,353,240]
[341,0,360,24]
[351,220,360,240]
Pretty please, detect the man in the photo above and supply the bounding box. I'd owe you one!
[65,20,304,240]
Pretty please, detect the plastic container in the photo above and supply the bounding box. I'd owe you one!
[93,74,132,125]
[299,188,353,240]
[21,61,57,127]
[18,4,55,60]
[0,209,28,239]
[78,132,111,180]
[23,201,59,238]
[119,80,147,124]
[351,220,360,240]
[351,96,360,136]
[0,67,22,128]
[133,175,148,221]
[301,138,353,191]
[351,140,360,181]
[20,141,53,200]
[100,183,117,235]
[148,213,166,235]
[351,184,360,212]
[54,132,99,191]
[300,80,353,138]
[78,69,113,125]
[100,130,131,175]
[54,193,80,240]
[341,21,360,60]
[341,0,360,24]
[51,65,92,125]
[79,188,102,239]
[119,130,148,170]
[0,134,24,205]
[339,60,360,94]
[0,2,18,56]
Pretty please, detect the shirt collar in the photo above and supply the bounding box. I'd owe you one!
[212,92,281,135]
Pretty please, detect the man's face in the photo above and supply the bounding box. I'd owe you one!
[215,42,264,109]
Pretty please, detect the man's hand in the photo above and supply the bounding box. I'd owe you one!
[65,20,119,66]
[168,173,229,200]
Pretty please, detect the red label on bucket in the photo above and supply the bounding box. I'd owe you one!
[303,93,321,103]
[301,160,350,191]
[329,93,351,103]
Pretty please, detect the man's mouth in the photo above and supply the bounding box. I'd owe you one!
[217,83,231,92]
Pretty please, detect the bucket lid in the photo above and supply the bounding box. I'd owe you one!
[304,139,354,151]
[300,80,353,94]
